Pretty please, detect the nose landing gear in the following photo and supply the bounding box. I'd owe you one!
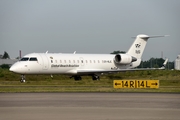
[20,75,26,83]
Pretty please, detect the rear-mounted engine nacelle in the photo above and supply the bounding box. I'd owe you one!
[114,54,137,64]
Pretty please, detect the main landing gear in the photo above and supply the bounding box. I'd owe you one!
[70,76,82,81]
[92,75,100,80]
[20,75,26,83]
[70,75,100,81]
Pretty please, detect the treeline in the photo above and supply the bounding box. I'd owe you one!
[137,58,174,69]
[0,51,10,59]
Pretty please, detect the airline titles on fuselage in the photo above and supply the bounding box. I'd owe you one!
[51,64,79,68]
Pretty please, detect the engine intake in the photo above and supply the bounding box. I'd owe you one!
[114,54,137,64]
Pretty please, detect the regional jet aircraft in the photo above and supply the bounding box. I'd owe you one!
[10,34,168,82]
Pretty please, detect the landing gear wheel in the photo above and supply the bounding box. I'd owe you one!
[20,75,26,83]
[20,79,26,83]
[74,76,82,81]
[92,75,100,80]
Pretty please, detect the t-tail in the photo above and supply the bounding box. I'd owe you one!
[126,34,168,67]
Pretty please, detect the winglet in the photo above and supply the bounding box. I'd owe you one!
[159,58,168,69]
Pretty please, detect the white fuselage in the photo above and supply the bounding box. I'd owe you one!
[10,34,165,80]
[10,53,141,75]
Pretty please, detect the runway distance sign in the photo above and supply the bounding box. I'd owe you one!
[114,80,159,89]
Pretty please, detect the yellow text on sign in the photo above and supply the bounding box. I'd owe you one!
[114,80,159,89]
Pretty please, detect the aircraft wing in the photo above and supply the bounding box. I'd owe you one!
[77,59,168,74]
[77,67,164,74]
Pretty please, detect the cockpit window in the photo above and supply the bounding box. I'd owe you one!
[29,57,38,61]
[20,57,29,61]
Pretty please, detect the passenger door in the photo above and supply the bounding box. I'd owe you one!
[39,54,49,70]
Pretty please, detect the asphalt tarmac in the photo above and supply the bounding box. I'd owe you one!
[0,93,180,120]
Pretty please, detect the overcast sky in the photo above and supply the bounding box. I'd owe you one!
[0,0,179,61]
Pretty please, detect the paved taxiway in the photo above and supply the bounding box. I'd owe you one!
[0,93,180,120]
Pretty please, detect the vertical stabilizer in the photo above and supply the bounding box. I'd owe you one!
[127,34,149,59]
[126,34,168,68]
[127,34,168,59]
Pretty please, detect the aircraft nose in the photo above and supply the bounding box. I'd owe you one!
[9,63,26,74]
[9,63,21,73]
[9,65,16,72]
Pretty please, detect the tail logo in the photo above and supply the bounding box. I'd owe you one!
[135,44,141,48]
[135,43,141,54]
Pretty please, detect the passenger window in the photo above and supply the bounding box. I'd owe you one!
[20,57,29,61]
[29,57,38,61]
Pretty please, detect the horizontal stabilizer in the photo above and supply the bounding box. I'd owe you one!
[132,35,169,39]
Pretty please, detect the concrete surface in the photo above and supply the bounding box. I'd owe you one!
[0,93,179,120]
